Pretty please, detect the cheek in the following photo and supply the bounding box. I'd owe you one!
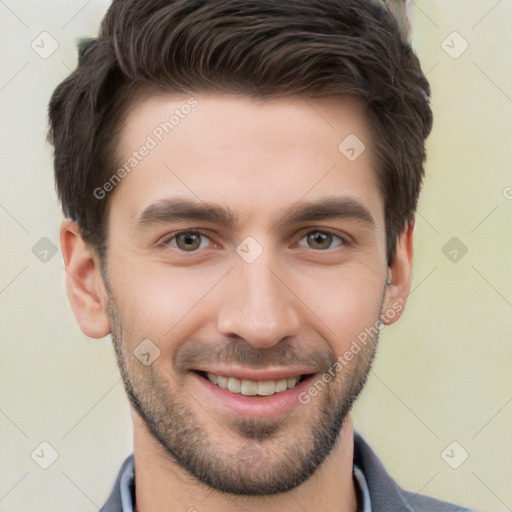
[108,260,225,347]
[292,264,385,351]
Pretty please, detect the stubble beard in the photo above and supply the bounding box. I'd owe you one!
[106,285,379,496]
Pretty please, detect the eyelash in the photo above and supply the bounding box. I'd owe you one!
[160,229,349,252]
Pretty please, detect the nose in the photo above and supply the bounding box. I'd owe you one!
[217,250,301,349]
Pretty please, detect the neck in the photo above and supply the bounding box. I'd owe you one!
[132,410,358,512]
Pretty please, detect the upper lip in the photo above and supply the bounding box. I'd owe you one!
[192,367,318,381]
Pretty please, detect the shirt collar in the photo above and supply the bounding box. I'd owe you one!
[119,455,135,512]
[354,464,373,512]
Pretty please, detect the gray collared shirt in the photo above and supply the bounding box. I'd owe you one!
[101,432,474,511]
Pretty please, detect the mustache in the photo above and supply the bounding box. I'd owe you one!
[174,338,336,373]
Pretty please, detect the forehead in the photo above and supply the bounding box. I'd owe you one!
[111,93,384,229]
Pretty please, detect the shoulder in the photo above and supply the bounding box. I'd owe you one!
[401,489,476,512]
[353,432,474,512]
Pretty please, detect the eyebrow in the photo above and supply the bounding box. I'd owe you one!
[135,198,236,230]
[275,196,375,229]
[134,196,375,232]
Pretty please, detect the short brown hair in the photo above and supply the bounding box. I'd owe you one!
[48,0,432,263]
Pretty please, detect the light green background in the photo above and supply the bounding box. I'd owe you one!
[0,1,511,510]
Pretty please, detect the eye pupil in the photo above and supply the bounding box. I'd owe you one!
[177,232,201,251]
[308,232,332,249]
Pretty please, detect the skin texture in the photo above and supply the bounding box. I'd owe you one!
[60,94,414,512]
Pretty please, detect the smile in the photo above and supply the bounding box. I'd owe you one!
[191,368,317,417]
[203,372,306,396]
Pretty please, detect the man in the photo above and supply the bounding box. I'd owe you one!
[48,0,474,510]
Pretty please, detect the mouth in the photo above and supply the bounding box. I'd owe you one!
[191,368,319,418]
[193,370,312,397]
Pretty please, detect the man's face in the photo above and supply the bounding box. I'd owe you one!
[103,94,395,495]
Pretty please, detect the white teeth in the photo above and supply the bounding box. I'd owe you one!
[216,374,228,388]
[241,379,258,395]
[205,372,303,396]
[287,377,297,389]
[275,378,288,392]
[227,377,241,393]
[257,380,276,396]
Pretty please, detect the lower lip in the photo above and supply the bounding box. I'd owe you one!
[192,372,316,418]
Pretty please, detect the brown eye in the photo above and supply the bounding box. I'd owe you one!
[298,231,343,250]
[168,232,209,252]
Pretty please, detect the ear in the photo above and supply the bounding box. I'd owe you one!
[381,220,414,325]
[60,220,111,338]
